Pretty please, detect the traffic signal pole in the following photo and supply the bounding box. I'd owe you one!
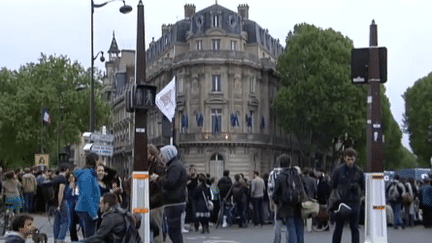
[131,1,150,242]
[363,20,387,243]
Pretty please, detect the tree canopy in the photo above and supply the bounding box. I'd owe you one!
[274,23,367,166]
[0,54,111,168]
[403,72,432,167]
[274,23,408,169]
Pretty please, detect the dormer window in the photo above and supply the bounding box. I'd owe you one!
[213,14,220,27]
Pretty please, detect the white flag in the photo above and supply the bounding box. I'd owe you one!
[156,78,176,122]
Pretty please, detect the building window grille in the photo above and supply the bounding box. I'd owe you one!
[196,40,202,50]
[231,40,238,51]
[212,39,220,51]
[250,78,256,94]
[212,109,222,134]
[212,75,221,92]
[213,15,220,27]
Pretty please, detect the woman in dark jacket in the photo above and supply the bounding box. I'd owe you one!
[193,173,211,233]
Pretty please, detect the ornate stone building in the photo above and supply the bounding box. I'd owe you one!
[105,3,303,178]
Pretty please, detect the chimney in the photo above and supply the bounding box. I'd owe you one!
[184,4,196,19]
[238,4,249,20]
[162,24,170,36]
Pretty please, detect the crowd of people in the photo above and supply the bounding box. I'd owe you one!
[0,145,431,243]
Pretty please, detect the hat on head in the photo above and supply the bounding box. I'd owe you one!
[160,145,178,162]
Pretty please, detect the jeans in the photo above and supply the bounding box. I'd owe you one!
[76,211,98,238]
[391,202,403,228]
[252,197,264,225]
[332,204,360,243]
[23,193,34,213]
[164,203,186,243]
[53,201,70,241]
[286,216,304,243]
[235,200,246,227]
[273,218,283,243]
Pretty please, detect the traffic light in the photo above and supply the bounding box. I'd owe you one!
[125,85,157,113]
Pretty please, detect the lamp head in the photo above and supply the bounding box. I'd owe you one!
[100,52,105,62]
[120,1,132,14]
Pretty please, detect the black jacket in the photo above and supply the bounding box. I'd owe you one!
[272,168,306,219]
[161,157,187,204]
[85,204,126,243]
[331,164,365,206]
[218,176,232,199]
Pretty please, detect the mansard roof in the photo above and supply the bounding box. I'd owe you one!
[189,4,242,36]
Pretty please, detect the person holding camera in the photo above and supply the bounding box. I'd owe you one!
[330,148,365,243]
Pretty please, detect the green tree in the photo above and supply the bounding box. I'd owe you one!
[0,54,111,168]
[403,72,432,167]
[274,23,367,167]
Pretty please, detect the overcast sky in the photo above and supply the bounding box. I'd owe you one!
[2,0,432,151]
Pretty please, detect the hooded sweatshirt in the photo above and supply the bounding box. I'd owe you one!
[74,167,101,220]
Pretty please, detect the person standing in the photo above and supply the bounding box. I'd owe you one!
[251,171,265,227]
[21,168,37,213]
[193,173,211,234]
[268,154,289,243]
[331,148,365,243]
[157,145,187,243]
[209,177,221,224]
[386,174,406,230]
[273,162,307,243]
[52,164,70,243]
[218,170,232,227]
[2,171,23,214]
[74,152,101,238]
[419,178,432,228]
[224,174,247,228]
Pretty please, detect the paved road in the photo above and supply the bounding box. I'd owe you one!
[0,214,431,242]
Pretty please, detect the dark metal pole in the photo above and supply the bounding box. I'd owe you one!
[367,20,384,172]
[90,0,95,132]
[133,0,148,171]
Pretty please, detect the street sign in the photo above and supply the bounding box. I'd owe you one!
[90,144,114,157]
[90,133,114,143]
[35,154,49,166]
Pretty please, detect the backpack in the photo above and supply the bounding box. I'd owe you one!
[121,211,143,243]
[281,168,306,204]
[231,184,244,202]
[387,182,404,202]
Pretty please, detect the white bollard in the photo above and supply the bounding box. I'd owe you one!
[364,173,387,243]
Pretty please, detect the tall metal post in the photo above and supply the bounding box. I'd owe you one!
[364,20,387,243]
[131,1,150,242]
[90,0,95,132]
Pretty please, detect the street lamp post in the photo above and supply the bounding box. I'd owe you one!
[90,0,132,132]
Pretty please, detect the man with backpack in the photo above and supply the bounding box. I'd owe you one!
[273,158,308,243]
[224,174,248,228]
[330,148,365,243]
[84,192,142,243]
[21,168,37,213]
[386,174,406,230]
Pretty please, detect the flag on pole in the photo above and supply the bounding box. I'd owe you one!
[41,108,52,125]
[156,78,176,122]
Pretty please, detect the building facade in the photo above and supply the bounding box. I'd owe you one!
[105,3,303,178]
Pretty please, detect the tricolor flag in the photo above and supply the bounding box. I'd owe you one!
[156,78,176,122]
[41,108,52,125]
